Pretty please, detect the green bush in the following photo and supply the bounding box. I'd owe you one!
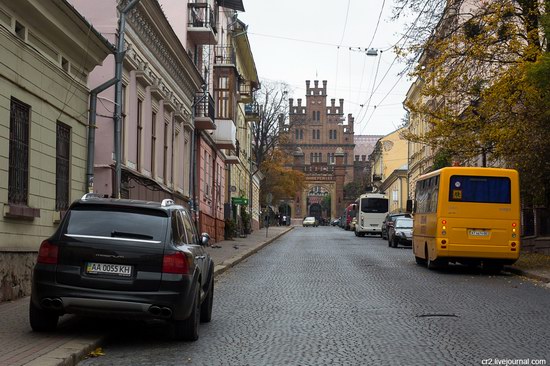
[224,219,236,240]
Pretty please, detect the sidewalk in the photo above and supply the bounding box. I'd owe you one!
[0,225,294,366]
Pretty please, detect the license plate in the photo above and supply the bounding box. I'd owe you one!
[469,230,489,237]
[86,262,133,277]
[370,224,378,227]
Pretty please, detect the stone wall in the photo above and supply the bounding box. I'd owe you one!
[0,252,36,302]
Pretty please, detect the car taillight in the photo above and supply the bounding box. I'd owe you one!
[162,252,190,274]
[37,240,58,264]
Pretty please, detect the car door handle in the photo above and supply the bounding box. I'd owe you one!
[195,255,206,260]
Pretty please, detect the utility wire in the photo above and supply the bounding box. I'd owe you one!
[367,0,386,50]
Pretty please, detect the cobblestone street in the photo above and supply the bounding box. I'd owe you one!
[79,226,550,366]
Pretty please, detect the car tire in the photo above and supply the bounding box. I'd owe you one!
[29,298,59,332]
[200,276,214,323]
[174,285,200,341]
[415,256,425,266]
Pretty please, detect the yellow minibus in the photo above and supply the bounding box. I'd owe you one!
[412,167,520,270]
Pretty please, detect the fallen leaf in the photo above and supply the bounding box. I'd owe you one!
[89,348,105,357]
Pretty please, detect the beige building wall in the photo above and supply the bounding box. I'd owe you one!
[0,0,111,301]
[371,128,408,187]
[379,169,409,213]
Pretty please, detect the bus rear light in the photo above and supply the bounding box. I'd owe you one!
[441,231,447,235]
[511,242,517,248]
[441,239,447,245]
[511,248,517,252]
[442,219,447,225]
[512,222,517,227]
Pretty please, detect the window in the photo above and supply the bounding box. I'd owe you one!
[317,130,320,139]
[316,111,320,121]
[56,122,71,211]
[137,99,143,171]
[164,121,169,183]
[8,98,30,205]
[295,128,299,140]
[151,112,156,175]
[181,209,199,244]
[449,175,511,204]
[300,129,303,139]
[312,111,315,121]
[204,150,211,197]
[360,198,389,213]
[216,75,230,119]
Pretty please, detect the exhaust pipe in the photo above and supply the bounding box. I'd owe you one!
[50,298,63,310]
[149,306,161,316]
[41,298,52,308]
[160,307,172,318]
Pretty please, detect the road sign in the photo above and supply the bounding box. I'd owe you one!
[231,197,249,205]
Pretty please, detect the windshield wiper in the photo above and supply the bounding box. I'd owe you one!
[111,231,154,240]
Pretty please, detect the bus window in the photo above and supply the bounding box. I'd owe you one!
[360,198,389,213]
[449,176,511,204]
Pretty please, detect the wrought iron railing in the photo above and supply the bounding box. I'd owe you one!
[214,45,236,65]
[187,3,217,33]
[194,92,215,121]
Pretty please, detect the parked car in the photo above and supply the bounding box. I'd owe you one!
[388,217,413,248]
[381,212,412,240]
[30,194,214,342]
[331,218,340,226]
[303,216,318,227]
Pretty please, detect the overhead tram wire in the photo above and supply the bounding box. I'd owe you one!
[335,0,351,95]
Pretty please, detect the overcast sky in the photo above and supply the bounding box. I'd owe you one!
[239,0,414,137]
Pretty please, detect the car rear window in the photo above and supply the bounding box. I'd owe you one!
[65,206,168,242]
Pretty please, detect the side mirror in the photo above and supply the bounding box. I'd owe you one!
[201,233,210,246]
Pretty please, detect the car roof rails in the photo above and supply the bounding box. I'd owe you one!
[161,199,175,207]
[81,193,103,201]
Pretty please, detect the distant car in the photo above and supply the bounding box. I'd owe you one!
[29,194,214,342]
[331,218,340,226]
[382,212,412,240]
[388,217,413,248]
[303,217,318,227]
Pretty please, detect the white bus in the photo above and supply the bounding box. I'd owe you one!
[354,193,389,237]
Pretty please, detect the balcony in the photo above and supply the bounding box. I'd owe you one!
[244,103,259,121]
[194,92,215,130]
[214,46,236,67]
[187,3,217,45]
[212,119,237,150]
[238,79,253,103]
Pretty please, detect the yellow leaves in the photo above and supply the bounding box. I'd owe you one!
[88,347,105,358]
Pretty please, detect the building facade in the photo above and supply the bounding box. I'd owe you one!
[280,80,355,220]
[0,0,112,301]
[368,128,408,193]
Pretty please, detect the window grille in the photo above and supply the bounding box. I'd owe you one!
[56,122,71,211]
[8,98,30,205]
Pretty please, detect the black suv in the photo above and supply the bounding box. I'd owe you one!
[30,194,214,341]
[381,212,412,240]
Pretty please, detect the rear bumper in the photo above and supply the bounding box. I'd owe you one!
[356,226,382,234]
[31,275,197,321]
[436,241,520,263]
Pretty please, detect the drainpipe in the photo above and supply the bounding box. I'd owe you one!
[113,0,141,198]
[87,78,118,193]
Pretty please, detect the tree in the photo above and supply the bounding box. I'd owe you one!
[252,80,290,170]
[260,149,305,206]
[395,0,550,205]
[344,182,363,200]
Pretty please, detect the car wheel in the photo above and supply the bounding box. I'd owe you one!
[415,256,425,266]
[200,276,214,323]
[392,238,398,248]
[29,298,59,332]
[174,285,200,341]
